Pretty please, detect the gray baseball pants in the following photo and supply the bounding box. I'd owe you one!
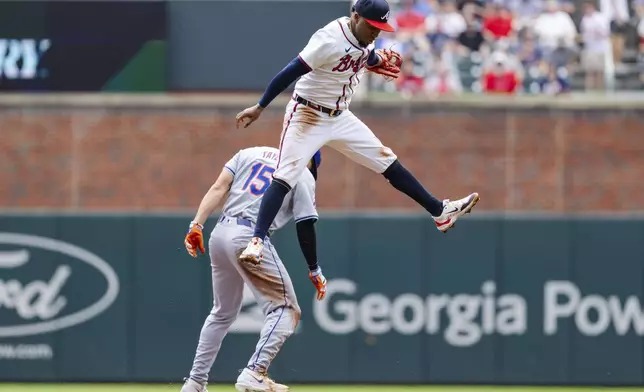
[187,216,301,384]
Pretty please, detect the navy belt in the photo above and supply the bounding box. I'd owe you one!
[294,94,342,117]
[218,215,270,237]
[219,215,253,227]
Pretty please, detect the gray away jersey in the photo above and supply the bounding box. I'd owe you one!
[221,146,318,232]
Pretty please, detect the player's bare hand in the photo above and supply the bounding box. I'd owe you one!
[184,221,205,257]
[308,267,327,301]
[236,104,264,129]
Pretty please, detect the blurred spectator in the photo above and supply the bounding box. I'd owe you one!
[514,28,544,68]
[636,0,644,18]
[457,0,485,24]
[599,0,630,67]
[491,0,575,28]
[533,0,578,56]
[484,40,524,75]
[482,51,520,94]
[538,62,572,94]
[482,3,515,41]
[368,0,635,98]
[394,0,427,34]
[535,37,575,94]
[376,0,431,67]
[457,21,486,54]
[640,9,644,50]
[425,0,467,51]
[413,40,464,96]
[497,0,544,30]
[412,0,435,16]
[396,53,428,96]
[549,37,576,69]
[638,8,644,84]
[580,1,611,90]
[426,58,464,95]
[391,31,433,95]
[558,0,577,15]
[456,0,484,10]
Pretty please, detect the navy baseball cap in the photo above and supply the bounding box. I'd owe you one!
[354,0,395,32]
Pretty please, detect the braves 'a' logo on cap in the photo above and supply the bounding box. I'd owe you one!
[356,0,396,32]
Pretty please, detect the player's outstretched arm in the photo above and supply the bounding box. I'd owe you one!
[235,57,311,129]
[184,168,234,257]
[296,218,327,300]
[192,168,234,224]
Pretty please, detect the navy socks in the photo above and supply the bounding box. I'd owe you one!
[253,178,291,239]
[382,160,444,217]
[254,160,442,241]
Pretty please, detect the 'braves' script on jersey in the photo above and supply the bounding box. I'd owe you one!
[295,17,374,111]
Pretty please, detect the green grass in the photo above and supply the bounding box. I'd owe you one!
[0,385,643,392]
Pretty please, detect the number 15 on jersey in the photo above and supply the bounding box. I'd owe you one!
[242,163,275,196]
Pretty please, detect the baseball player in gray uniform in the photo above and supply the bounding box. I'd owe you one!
[181,146,326,392]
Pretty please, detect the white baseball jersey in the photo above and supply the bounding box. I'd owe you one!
[295,16,375,110]
[221,146,318,232]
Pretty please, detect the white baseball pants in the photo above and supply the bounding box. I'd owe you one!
[273,98,398,187]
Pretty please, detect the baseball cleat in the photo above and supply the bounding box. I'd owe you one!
[235,368,289,392]
[239,237,264,264]
[180,377,208,392]
[433,192,480,233]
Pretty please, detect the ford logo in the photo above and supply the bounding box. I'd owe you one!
[0,233,119,337]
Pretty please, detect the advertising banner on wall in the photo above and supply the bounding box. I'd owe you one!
[0,214,643,385]
[0,1,166,92]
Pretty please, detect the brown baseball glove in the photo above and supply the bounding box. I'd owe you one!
[366,49,403,81]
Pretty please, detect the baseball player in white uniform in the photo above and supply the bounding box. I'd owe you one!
[235,0,480,265]
[181,147,327,392]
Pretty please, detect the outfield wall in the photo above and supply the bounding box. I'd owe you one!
[1,94,644,213]
[0,213,643,385]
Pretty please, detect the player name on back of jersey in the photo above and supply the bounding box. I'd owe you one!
[262,150,279,162]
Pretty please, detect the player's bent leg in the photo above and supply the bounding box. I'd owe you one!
[381,159,480,231]
[240,105,328,264]
[245,304,299,372]
[182,230,245,391]
[330,112,479,232]
[239,178,291,265]
[234,239,300,392]
[234,304,297,392]
[187,302,242,385]
[382,160,479,231]
[381,160,443,216]
[328,115,445,215]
